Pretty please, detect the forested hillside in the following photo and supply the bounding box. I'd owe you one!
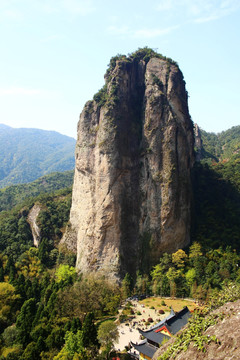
[192,125,240,251]
[1,186,239,359]
[0,170,74,212]
[200,125,240,162]
[0,185,121,359]
[0,124,239,359]
[0,125,75,188]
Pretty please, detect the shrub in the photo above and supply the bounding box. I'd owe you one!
[2,325,19,347]
[119,314,128,323]
[93,84,108,107]
[122,306,134,316]
[125,301,132,308]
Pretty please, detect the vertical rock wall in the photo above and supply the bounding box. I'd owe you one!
[64,54,194,280]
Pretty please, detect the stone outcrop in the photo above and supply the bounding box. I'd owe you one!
[64,50,194,280]
[194,123,203,161]
[153,300,240,360]
[27,204,41,247]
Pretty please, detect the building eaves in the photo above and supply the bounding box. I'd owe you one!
[131,340,158,359]
[165,306,191,335]
[138,328,170,344]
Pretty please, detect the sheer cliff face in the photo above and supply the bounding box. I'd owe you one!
[67,56,194,280]
[194,123,203,161]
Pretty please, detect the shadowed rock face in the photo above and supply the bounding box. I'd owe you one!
[64,54,194,281]
[194,123,203,161]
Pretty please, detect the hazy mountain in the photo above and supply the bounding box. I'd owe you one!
[0,124,75,188]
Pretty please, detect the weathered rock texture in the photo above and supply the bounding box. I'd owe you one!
[153,300,240,360]
[27,204,41,247]
[65,52,194,280]
[194,123,203,161]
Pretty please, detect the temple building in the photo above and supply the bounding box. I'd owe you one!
[130,307,191,360]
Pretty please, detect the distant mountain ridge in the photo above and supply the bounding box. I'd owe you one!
[196,125,240,162]
[0,124,75,188]
[0,170,74,212]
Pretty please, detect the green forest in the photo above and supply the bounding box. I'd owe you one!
[0,171,74,212]
[0,125,240,359]
[0,125,75,189]
[192,125,240,250]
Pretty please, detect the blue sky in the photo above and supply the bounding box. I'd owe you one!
[0,0,239,139]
